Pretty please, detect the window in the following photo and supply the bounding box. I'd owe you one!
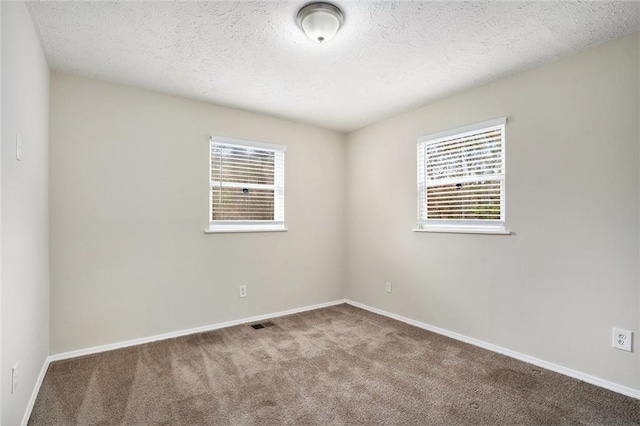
[208,137,286,233]
[416,117,509,234]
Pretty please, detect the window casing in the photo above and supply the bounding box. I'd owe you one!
[416,118,507,234]
[209,137,286,232]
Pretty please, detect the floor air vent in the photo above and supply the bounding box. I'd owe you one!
[251,321,275,330]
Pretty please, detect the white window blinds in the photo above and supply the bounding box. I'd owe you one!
[209,137,285,231]
[417,118,506,231]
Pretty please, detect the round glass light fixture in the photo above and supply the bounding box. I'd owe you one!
[296,2,344,43]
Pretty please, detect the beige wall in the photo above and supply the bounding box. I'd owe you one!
[345,34,640,390]
[2,2,50,424]
[49,73,346,354]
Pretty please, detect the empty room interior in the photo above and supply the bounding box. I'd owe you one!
[3,0,640,424]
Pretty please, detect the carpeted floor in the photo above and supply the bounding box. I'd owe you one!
[30,304,640,425]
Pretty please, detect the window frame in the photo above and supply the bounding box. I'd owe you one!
[206,136,287,233]
[414,117,510,235]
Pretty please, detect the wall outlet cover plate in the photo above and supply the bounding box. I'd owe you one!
[612,328,633,352]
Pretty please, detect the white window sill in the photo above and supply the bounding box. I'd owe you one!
[205,227,288,234]
[413,226,511,235]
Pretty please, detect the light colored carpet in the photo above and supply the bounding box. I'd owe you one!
[30,304,640,425]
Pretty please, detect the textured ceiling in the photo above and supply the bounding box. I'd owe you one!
[28,1,640,132]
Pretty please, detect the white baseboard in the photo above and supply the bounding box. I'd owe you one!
[24,299,344,424]
[344,299,640,400]
[21,355,51,426]
[28,296,638,425]
[49,299,347,362]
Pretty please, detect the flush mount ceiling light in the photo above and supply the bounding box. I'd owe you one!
[296,2,344,43]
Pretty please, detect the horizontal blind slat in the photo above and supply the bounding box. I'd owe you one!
[425,128,503,148]
[426,149,502,171]
[427,138,503,159]
[426,150,502,170]
[427,134,502,154]
[424,175,503,188]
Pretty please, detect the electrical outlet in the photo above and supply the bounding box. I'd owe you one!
[612,328,633,352]
[385,282,392,293]
[11,363,18,394]
[239,285,247,298]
